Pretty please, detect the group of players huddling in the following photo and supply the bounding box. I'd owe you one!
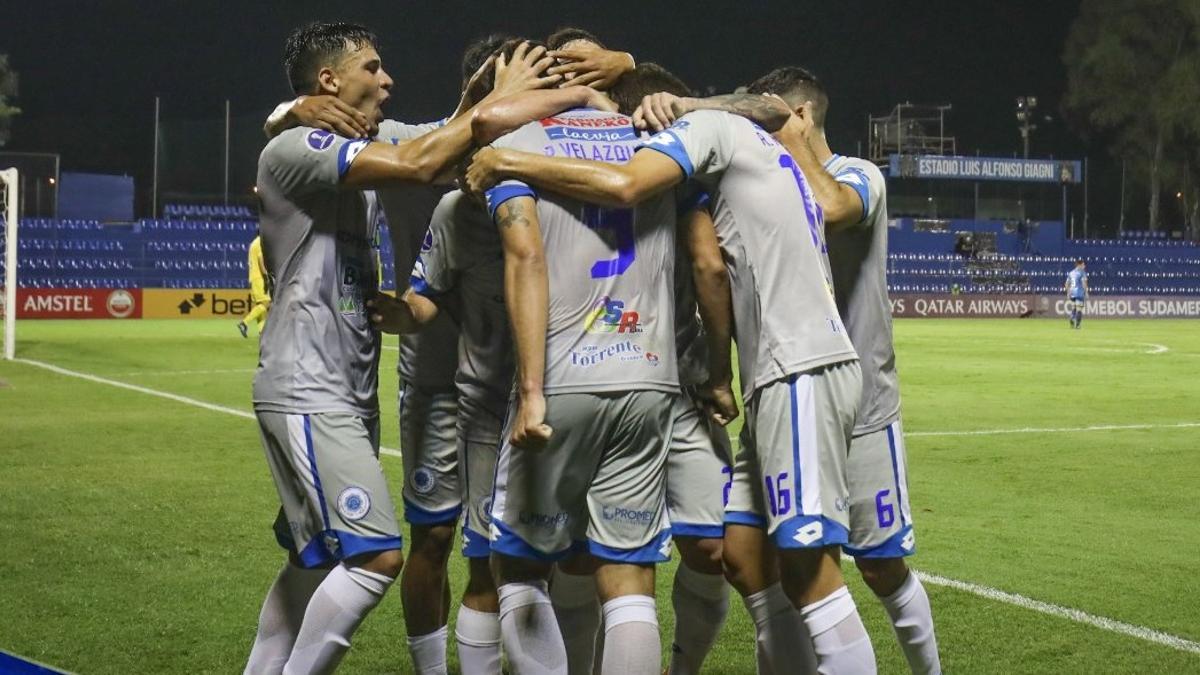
[245,20,942,675]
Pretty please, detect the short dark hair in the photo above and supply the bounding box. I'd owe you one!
[546,27,606,50]
[609,63,693,117]
[284,21,379,95]
[746,66,829,128]
[461,33,514,87]
[1076,259,1086,266]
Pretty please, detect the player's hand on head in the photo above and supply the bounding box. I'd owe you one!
[291,95,371,138]
[489,42,562,100]
[462,54,497,106]
[772,98,815,145]
[511,392,553,450]
[546,45,634,90]
[633,92,687,132]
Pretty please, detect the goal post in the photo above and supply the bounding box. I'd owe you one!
[2,167,17,360]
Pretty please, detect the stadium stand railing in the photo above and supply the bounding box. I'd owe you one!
[163,203,257,220]
[1,218,1195,296]
[887,240,1200,295]
[1,217,398,290]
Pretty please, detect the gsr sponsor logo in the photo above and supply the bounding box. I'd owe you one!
[583,296,641,333]
[569,340,660,368]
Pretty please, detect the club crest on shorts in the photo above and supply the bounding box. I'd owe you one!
[412,467,437,495]
[337,486,371,520]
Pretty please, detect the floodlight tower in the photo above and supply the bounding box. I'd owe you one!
[1016,96,1038,159]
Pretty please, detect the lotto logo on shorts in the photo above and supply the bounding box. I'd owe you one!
[583,296,642,333]
[792,521,824,546]
[337,487,372,521]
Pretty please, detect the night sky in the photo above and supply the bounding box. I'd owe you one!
[4,1,1099,217]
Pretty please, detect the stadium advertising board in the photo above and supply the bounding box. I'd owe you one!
[4,288,142,319]
[890,294,1200,318]
[889,155,1082,184]
[142,289,255,319]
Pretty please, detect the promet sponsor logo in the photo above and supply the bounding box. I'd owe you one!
[600,505,656,524]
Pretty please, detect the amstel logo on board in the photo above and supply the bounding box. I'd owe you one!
[12,288,142,319]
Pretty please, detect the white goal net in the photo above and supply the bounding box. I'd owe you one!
[2,167,17,360]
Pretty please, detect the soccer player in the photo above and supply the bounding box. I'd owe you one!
[475,87,684,675]
[1065,260,1088,328]
[466,91,877,674]
[472,61,736,675]
[368,187,512,673]
[613,65,736,675]
[263,36,558,674]
[749,67,942,674]
[245,22,548,674]
[237,232,270,338]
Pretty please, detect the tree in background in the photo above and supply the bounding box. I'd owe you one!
[0,55,18,148]
[1063,0,1200,233]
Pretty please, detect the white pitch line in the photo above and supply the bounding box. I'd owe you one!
[11,356,1200,654]
[915,570,1200,655]
[1141,342,1170,354]
[907,421,1200,437]
[837,559,1200,654]
[110,367,257,377]
[12,358,402,458]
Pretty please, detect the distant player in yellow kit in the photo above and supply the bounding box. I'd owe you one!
[237,234,271,338]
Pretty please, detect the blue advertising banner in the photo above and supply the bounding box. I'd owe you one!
[889,155,1082,184]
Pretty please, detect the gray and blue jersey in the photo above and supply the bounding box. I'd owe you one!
[825,154,900,435]
[409,190,513,442]
[485,108,680,396]
[640,110,858,400]
[374,118,460,390]
[253,127,380,416]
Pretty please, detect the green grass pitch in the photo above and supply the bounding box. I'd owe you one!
[1,318,1198,673]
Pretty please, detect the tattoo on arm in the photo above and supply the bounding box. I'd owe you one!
[497,200,533,229]
[696,94,790,132]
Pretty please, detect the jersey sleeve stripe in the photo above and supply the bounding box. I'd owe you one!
[834,168,871,222]
[637,130,694,178]
[485,183,537,219]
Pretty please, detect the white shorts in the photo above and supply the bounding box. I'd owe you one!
[843,419,916,558]
[725,361,861,550]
